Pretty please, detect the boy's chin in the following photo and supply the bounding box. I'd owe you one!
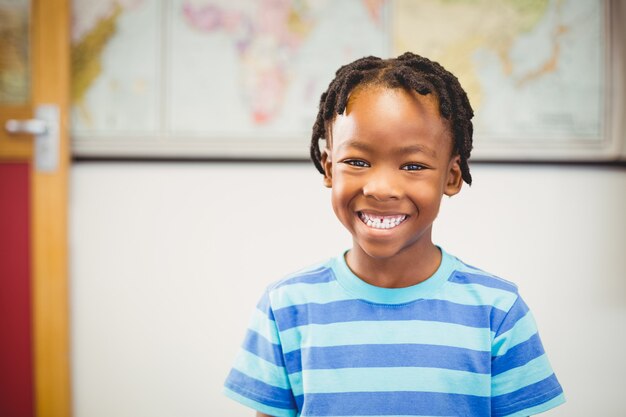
[350,232,435,262]
[352,241,413,261]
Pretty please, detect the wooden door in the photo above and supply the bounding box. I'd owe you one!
[0,1,71,416]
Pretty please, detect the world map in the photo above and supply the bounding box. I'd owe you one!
[70,0,605,156]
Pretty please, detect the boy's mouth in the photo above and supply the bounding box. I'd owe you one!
[358,211,408,230]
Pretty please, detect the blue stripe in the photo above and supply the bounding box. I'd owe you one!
[495,296,530,336]
[492,374,563,415]
[294,394,304,412]
[492,333,545,376]
[271,281,351,310]
[242,330,285,367]
[284,348,302,374]
[302,391,489,416]
[273,267,335,288]
[497,393,565,417]
[224,368,296,410]
[449,271,518,293]
[492,312,537,356]
[273,299,506,331]
[285,344,491,374]
[224,388,298,417]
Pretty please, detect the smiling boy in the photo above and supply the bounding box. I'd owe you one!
[323,86,460,289]
[224,53,565,417]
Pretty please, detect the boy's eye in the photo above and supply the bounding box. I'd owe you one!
[401,163,426,171]
[343,159,370,168]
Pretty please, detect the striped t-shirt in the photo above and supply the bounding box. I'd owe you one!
[224,249,565,416]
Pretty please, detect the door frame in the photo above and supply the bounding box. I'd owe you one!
[0,0,71,416]
[31,1,71,416]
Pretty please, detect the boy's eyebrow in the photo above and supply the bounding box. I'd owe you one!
[395,144,437,158]
[336,139,373,152]
[338,139,437,158]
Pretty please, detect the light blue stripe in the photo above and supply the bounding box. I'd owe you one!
[280,320,493,353]
[233,349,291,390]
[454,261,485,273]
[439,282,517,312]
[448,270,518,293]
[268,262,516,313]
[492,354,554,396]
[492,312,537,356]
[301,367,490,396]
[270,280,350,309]
[287,371,303,397]
[270,279,518,315]
[248,309,280,344]
[223,387,297,417]
[453,262,518,289]
[499,392,565,417]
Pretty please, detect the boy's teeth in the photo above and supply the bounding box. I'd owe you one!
[359,212,407,229]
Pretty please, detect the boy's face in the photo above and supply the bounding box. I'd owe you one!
[322,86,463,261]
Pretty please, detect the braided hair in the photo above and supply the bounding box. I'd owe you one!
[310,52,474,185]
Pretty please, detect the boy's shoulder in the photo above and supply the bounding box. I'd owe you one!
[449,255,520,295]
[266,258,335,291]
[259,258,339,312]
[445,254,524,317]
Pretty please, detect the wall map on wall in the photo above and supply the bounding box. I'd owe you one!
[71,0,623,161]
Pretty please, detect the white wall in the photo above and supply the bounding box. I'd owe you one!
[70,162,626,417]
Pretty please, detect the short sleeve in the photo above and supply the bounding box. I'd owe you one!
[224,290,298,417]
[490,296,565,417]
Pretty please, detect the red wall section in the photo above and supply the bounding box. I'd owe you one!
[0,163,33,417]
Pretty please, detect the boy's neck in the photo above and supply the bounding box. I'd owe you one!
[345,242,442,289]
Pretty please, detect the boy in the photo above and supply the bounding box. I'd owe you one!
[224,53,565,416]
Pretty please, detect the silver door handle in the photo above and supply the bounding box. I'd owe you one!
[5,119,48,135]
[3,105,60,172]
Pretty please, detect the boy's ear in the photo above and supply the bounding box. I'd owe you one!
[444,155,463,197]
[321,147,332,188]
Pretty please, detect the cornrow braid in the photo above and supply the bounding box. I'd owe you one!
[310,52,474,185]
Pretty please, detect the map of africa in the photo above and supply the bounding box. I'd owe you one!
[70,0,605,157]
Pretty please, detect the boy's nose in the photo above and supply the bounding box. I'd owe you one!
[362,169,402,201]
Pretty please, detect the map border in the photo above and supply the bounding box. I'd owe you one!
[71,0,626,162]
